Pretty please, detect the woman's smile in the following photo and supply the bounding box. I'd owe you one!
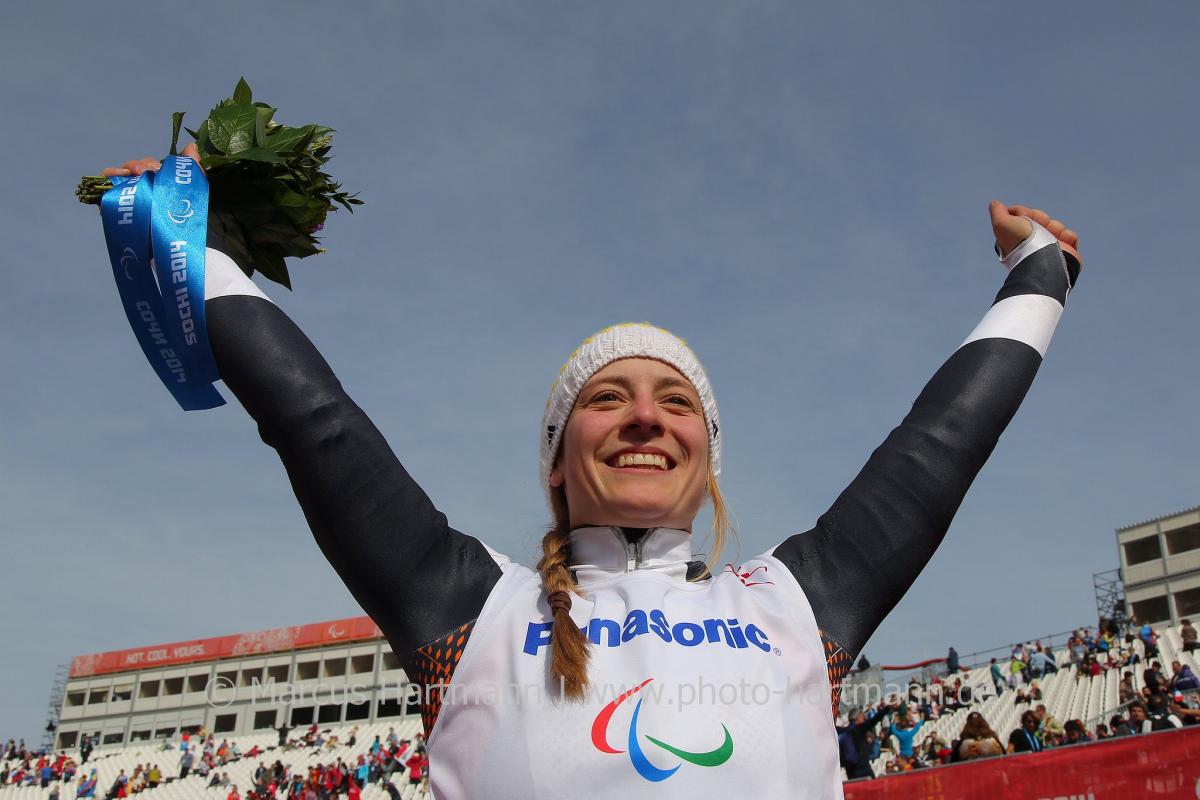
[549,357,709,530]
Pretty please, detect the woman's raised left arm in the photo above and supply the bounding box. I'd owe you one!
[772,203,1082,666]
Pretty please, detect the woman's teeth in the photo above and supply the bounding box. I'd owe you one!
[614,453,668,470]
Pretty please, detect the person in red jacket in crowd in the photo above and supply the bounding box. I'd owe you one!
[226,786,240,800]
[346,780,360,800]
[405,753,425,786]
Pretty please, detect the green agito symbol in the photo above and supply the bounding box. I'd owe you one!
[590,678,734,781]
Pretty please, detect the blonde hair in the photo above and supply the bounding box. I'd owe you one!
[536,461,733,700]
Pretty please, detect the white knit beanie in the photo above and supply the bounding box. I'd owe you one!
[540,323,720,501]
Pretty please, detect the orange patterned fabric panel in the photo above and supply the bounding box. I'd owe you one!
[409,619,476,737]
[821,628,853,719]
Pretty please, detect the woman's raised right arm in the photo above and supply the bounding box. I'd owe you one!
[203,254,503,661]
[102,150,502,667]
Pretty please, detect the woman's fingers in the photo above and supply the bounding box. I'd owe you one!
[1027,208,1052,227]
[989,200,1033,257]
[115,157,162,176]
[180,142,206,175]
[99,156,170,179]
[993,201,1082,265]
[103,147,202,181]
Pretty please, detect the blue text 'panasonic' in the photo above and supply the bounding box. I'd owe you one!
[522,609,770,656]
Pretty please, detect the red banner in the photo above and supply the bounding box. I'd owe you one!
[844,726,1200,799]
[69,616,383,678]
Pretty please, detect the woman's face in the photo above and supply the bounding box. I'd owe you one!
[550,357,709,530]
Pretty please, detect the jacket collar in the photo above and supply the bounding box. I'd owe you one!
[567,526,693,586]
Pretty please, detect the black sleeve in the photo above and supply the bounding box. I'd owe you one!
[773,235,1080,661]
[205,293,502,665]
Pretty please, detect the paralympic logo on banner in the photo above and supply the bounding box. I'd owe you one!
[120,247,139,280]
[167,198,195,224]
[591,678,733,782]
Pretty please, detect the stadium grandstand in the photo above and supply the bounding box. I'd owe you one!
[3,617,433,798]
[50,617,408,748]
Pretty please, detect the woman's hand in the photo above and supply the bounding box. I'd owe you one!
[100,142,203,178]
[989,200,1082,266]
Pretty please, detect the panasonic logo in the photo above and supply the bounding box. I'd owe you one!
[523,610,770,656]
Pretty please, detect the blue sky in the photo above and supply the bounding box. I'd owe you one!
[2,1,1197,742]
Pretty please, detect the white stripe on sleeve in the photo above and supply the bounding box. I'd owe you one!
[203,247,271,302]
[959,293,1063,357]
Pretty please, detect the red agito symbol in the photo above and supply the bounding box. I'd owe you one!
[723,564,775,587]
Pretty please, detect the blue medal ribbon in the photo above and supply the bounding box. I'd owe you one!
[100,157,224,411]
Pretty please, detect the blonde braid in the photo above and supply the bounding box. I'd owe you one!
[536,487,590,700]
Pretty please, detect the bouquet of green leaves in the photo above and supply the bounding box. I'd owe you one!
[76,78,362,288]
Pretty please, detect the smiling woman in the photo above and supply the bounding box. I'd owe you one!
[92,132,1082,800]
[550,359,711,530]
[535,329,731,703]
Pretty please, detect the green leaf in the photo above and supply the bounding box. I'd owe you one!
[170,111,185,155]
[233,77,253,105]
[190,120,211,152]
[207,105,258,154]
[271,188,312,208]
[229,147,287,164]
[265,124,316,153]
[254,105,275,148]
[293,238,324,256]
[254,251,293,290]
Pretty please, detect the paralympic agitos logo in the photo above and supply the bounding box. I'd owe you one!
[166,198,194,224]
[592,678,733,781]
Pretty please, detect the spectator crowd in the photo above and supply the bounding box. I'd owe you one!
[838,618,1200,780]
[176,724,430,800]
[4,723,431,800]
